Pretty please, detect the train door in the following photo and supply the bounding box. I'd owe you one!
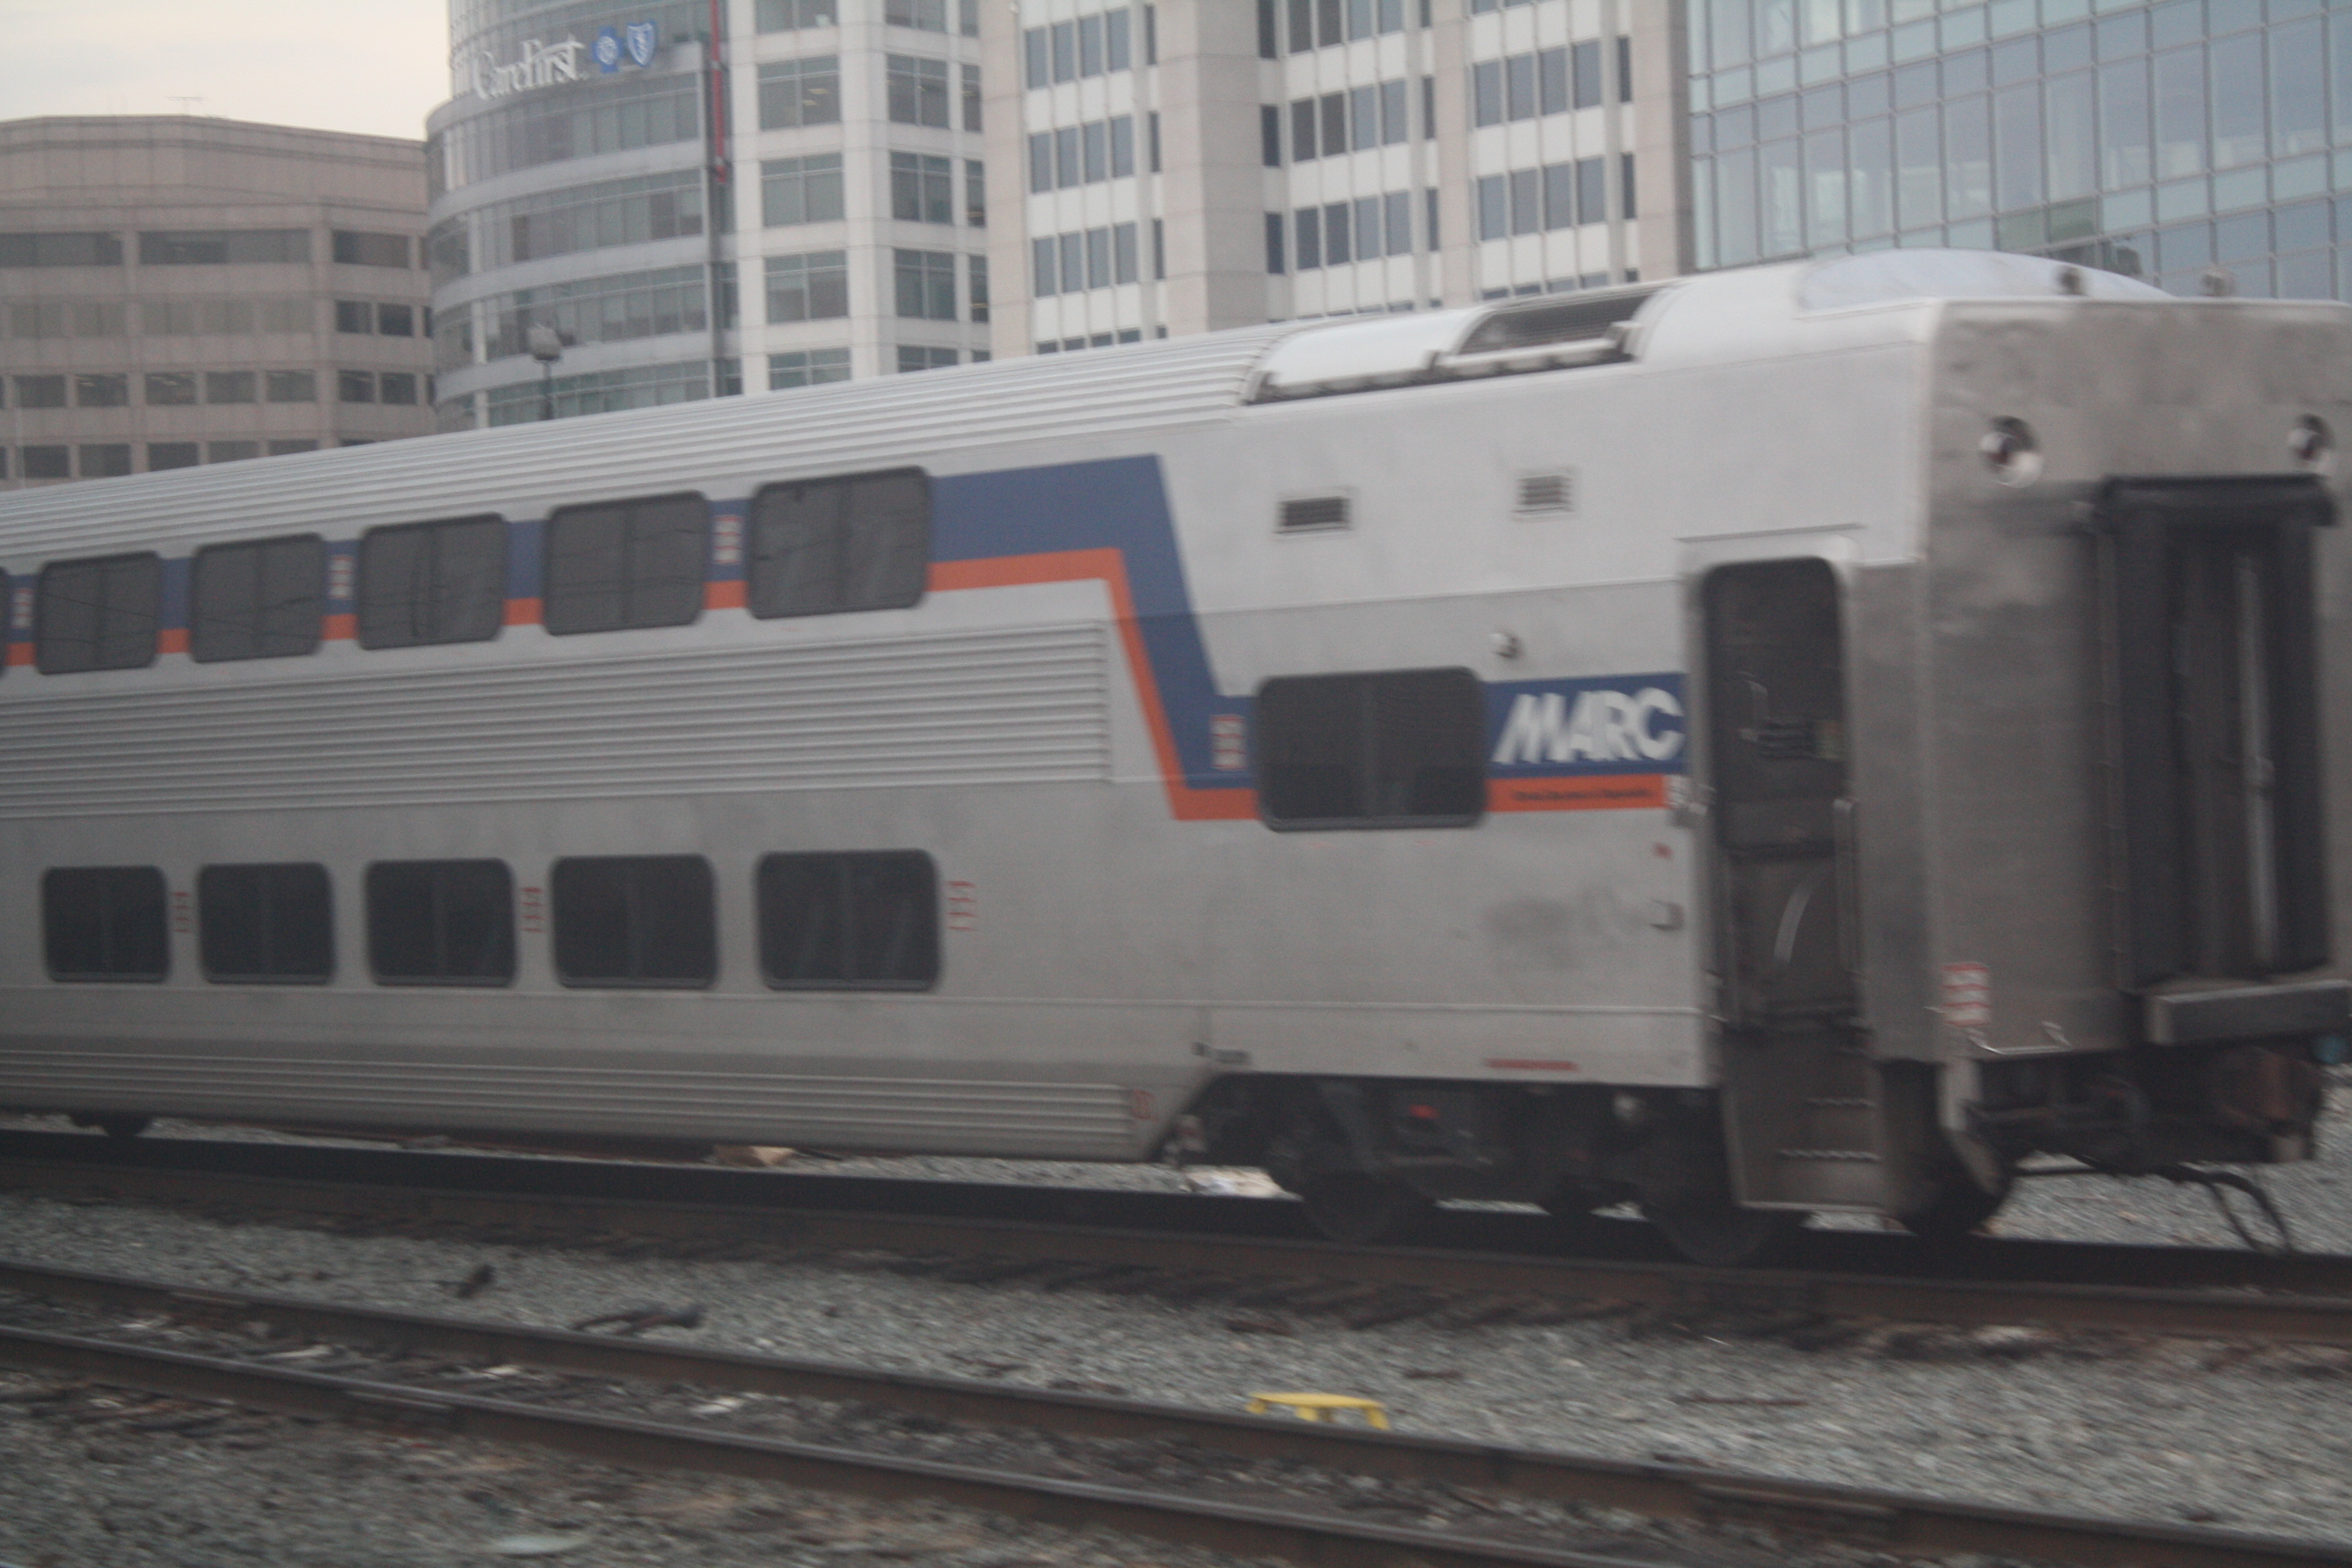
[1700,558,1881,1209]
[2103,477,2330,999]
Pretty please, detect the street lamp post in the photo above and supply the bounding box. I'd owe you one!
[528,324,565,422]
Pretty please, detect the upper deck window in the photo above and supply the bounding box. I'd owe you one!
[746,468,929,619]
[356,515,506,649]
[1256,667,1488,829]
[36,552,161,674]
[191,535,325,662]
[543,493,708,635]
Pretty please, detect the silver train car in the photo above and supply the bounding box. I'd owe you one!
[2,250,2344,1263]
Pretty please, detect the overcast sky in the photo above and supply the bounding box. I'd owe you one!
[0,1,453,143]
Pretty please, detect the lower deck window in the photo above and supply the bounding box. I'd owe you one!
[551,855,716,987]
[1255,667,1487,828]
[757,851,939,989]
[367,860,515,985]
[199,863,334,982]
[44,866,169,981]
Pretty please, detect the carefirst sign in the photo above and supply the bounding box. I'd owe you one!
[459,20,659,102]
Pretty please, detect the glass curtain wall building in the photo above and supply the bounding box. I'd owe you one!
[1687,0,2352,300]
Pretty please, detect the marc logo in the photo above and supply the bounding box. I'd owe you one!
[1492,686,1685,766]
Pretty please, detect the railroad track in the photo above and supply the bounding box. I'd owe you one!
[2,1131,2350,1349]
[1,1256,2344,1568]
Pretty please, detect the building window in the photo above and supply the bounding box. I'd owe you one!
[769,347,851,388]
[366,860,515,986]
[267,370,316,402]
[74,373,128,408]
[21,446,68,480]
[336,299,373,333]
[747,468,928,618]
[886,0,946,28]
[377,302,416,336]
[140,229,310,264]
[543,492,709,636]
[887,54,950,126]
[356,514,506,650]
[1266,212,1286,273]
[149,442,200,470]
[332,230,411,267]
[139,372,194,407]
[761,154,846,226]
[550,855,716,988]
[893,248,958,319]
[206,371,256,404]
[1255,668,1487,829]
[379,372,419,405]
[765,250,849,322]
[37,553,159,674]
[43,867,168,982]
[758,56,841,128]
[339,370,377,403]
[198,863,334,984]
[890,152,955,224]
[0,232,123,267]
[967,253,988,322]
[482,264,710,359]
[962,62,982,130]
[5,302,125,338]
[79,444,132,478]
[13,374,65,408]
[757,851,939,989]
[207,441,258,464]
[965,158,986,226]
[191,535,324,662]
[754,0,838,29]
[897,345,958,372]
[267,439,318,456]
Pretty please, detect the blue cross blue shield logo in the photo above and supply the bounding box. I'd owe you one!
[626,21,658,67]
[593,26,622,72]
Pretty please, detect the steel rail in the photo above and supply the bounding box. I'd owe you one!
[0,1258,2343,1568]
[2,1143,2350,1347]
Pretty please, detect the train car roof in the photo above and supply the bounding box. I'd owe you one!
[0,250,2261,557]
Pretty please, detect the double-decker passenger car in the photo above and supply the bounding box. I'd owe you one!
[1,250,2342,1263]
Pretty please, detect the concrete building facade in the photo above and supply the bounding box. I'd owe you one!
[0,116,433,489]
[982,0,1686,356]
[426,0,992,430]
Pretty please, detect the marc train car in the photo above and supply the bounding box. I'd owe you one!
[1,250,2345,1264]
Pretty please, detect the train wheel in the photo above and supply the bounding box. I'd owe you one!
[1295,1174,1432,1246]
[1897,1171,2010,1244]
[70,1114,151,1139]
[1645,1196,1805,1267]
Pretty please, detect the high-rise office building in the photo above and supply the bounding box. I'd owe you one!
[982,1,1684,354]
[0,116,433,490]
[426,0,993,429]
[1684,0,2351,301]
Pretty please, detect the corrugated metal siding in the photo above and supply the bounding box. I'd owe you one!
[0,328,1290,560]
[0,623,1109,817]
[0,1049,1138,1152]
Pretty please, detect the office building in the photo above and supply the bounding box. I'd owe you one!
[0,116,433,489]
[982,1,1685,355]
[426,0,991,428]
[1685,0,2352,301]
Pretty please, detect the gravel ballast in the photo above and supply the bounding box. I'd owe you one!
[1,1076,2348,1558]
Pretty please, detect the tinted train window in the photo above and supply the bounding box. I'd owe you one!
[367,860,516,985]
[551,855,715,987]
[36,552,162,673]
[1256,668,1487,828]
[356,514,506,649]
[757,851,939,989]
[43,867,169,981]
[199,863,334,982]
[191,535,325,662]
[0,568,8,679]
[543,492,709,635]
[746,468,929,619]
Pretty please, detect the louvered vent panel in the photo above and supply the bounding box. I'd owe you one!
[1516,472,1576,514]
[0,624,1109,818]
[1279,495,1350,532]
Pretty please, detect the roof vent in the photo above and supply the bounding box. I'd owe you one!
[1457,290,1655,356]
[1279,495,1350,532]
[1515,471,1575,514]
